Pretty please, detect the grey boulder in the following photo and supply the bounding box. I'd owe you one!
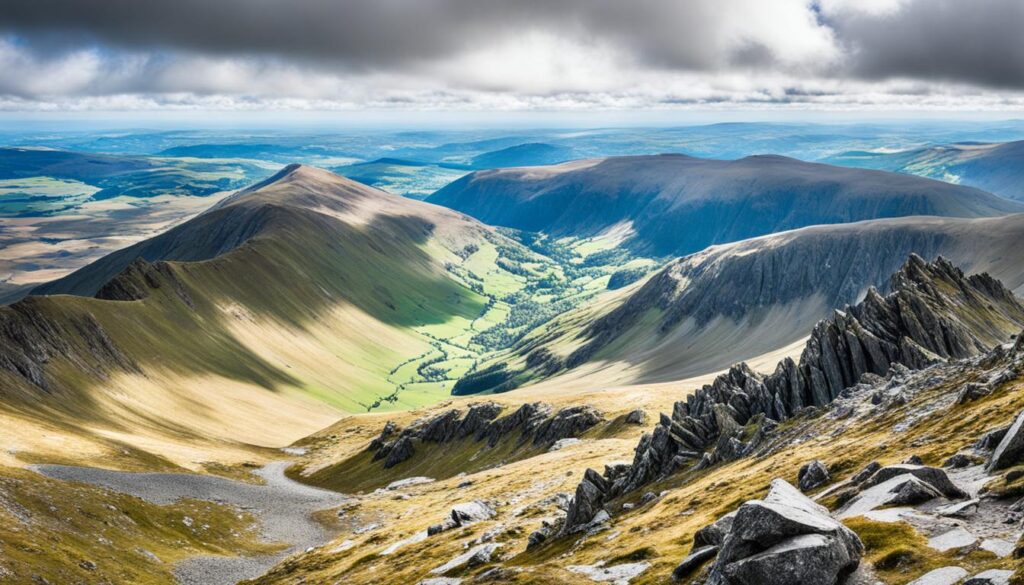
[988,408,1024,471]
[451,501,496,526]
[858,464,967,499]
[704,479,863,585]
[798,460,830,492]
[886,475,943,506]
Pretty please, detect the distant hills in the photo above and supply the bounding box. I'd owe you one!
[428,153,1023,257]
[469,142,576,169]
[0,146,268,201]
[825,140,1024,202]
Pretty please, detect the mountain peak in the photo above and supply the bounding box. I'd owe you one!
[217,163,392,214]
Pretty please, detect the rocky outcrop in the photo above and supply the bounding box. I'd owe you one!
[625,409,647,425]
[563,469,610,534]
[0,296,136,393]
[95,258,194,308]
[688,479,863,585]
[428,501,497,536]
[562,256,1024,532]
[369,402,602,469]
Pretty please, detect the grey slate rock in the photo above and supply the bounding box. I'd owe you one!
[976,424,1011,451]
[672,545,718,580]
[450,501,496,526]
[704,479,863,585]
[988,408,1024,471]
[851,461,881,484]
[944,453,971,468]
[382,436,416,469]
[798,460,830,492]
[886,476,944,506]
[562,469,609,535]
[858,465,968,499]
[368,401,602,471]
[957,382,992,404]
[561,256,1023,532]
[693,512,736,549]
[625,409,647,425]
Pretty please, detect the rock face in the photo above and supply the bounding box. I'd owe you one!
[95,257,194,307]
[562,256,1024,532]
[0,296,137,393]
[700,480,863,585]
[369,402,602,469]
[987,408,1024,471]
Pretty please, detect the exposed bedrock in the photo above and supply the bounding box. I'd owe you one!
[369,402,602,469]
[563,255,1024,532]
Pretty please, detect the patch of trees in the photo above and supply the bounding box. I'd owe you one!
[451,363,517,395]
[607,266,649,290]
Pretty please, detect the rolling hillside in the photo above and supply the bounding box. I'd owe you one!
[428,154,1023,257]
[0,164,566,470]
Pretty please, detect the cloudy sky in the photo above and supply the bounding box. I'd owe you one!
[1,0,1022,115]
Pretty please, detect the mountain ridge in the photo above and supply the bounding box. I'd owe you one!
[427,153,1024,257]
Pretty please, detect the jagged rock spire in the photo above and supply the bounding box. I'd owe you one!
[562,255,1024,533]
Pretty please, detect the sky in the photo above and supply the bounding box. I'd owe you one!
[0,0,1023,117]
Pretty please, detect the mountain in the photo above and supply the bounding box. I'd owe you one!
[0,164,548,464]
[481,214,1024,390]
[427,154,1023,257]
[469,143,576,169]
[825,140,1024,202]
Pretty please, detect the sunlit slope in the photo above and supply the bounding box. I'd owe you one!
[428,154,1023,257]
[478,214,1024,391]
[0,165,545,466]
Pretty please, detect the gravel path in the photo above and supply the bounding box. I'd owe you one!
[33,461,348,585]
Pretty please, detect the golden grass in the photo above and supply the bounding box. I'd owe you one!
[0,465,277,585]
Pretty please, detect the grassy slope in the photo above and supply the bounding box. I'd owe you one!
[0,465,276,585]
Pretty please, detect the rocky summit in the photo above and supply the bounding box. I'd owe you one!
[563,255,1024,532]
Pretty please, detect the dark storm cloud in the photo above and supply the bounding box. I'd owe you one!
[825,0,1024,89]
[2,0,1021,86]
[0,0,803,72]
